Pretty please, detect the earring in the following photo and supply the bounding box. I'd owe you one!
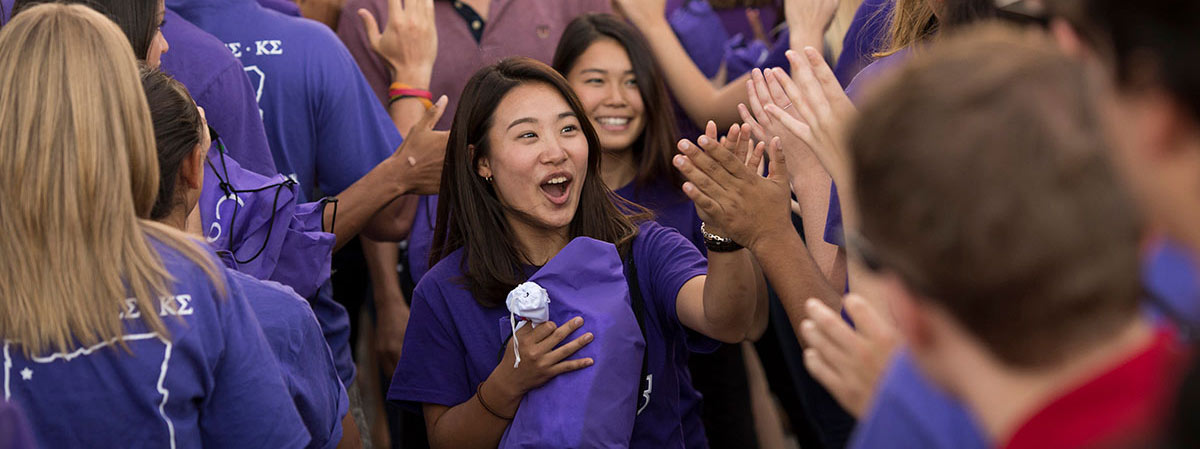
[485,175,493,183]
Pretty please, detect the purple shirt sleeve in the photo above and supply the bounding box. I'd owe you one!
[388,271,475,408]
[229,270,348,449]
[160,9,279,177]
[636,221,719,353]
[311,38,402,196]
[200,267,312,448]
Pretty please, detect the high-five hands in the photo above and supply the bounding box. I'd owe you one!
[673,121,791,251]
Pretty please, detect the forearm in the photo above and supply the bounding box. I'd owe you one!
[363,237,404,306]
[749,230,842,344]
[792,168,846,287]
[633,18,746,129]
[426,374,522,449]
[700,248,765,343]
[362,194,418,242]
[388,69,433,136]
[324,158,407,251]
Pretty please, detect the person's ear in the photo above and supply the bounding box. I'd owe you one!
[473,145,493,180]
[881,274,933,350]
[1051,18,1088,60]
[180,142,206,191]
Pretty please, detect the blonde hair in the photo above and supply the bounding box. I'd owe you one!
[876,0,938,57]
[0,3,222,356]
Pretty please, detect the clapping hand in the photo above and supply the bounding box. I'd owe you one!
[673,121,791,251]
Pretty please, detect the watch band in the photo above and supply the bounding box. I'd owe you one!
[701,222,744,253]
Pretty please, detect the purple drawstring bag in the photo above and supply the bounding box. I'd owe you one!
[497,237,645,449]
[199,145,334,298]
[269,201,335,298]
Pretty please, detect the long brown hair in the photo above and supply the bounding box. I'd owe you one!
[0,3,221,356]
[430,57,644,308]
[552,13,684,189]
[141,67,204,221]
[13,0,160,61]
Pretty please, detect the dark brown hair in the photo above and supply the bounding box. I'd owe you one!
[430,57,644,308]
[14,0,159,61]
[552,13,683,189]
[139,66,203,221]
[1066,0,1200,124]
[849,24,1142,368]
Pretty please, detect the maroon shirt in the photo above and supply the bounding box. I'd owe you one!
[337,0,609,128]
[1000,328,1189,449]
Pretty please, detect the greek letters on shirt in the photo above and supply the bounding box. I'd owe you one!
[224,40,283,58]
[118,295,196,320]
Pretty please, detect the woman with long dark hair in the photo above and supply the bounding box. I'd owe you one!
[388,57,768,448]
[552,14,699,247]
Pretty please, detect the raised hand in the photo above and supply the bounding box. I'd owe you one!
[800,294,900,417]
[612,0,669,29]
[391,95,449,195]
[784,0,840,48]
[357,0,438,86]
[673,121,791,251]
[765,48,856,190]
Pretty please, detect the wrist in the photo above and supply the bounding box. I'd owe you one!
[484,369,524,409]
[377,157,413,197]
[391,69,432,90]
[748,221,799,256]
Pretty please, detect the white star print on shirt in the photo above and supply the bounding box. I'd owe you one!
[19,367,31,380]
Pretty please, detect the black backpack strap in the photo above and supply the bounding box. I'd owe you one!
[622,250,653,416]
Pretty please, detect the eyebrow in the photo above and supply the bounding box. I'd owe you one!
[505,112,577,131]
[580,68,635,76]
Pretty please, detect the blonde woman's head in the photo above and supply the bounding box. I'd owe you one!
[0,3,217,355]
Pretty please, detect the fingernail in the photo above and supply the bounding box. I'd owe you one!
[584,333,594,342]
[585,359,595,366]
[682,183,694,193]
[673,155,685,167]
[407,156,417,166]
[573,317,583,326]
[698,135,709,145]
[806,298,820,309]
[801,320,816,332]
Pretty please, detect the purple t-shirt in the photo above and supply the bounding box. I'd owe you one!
[257,0,300,16]
[160,9,279,178]
[4,241,308,448]
[389,221,714,447]
[0,0,10,25]
[833,0,893,87]
[849,350,987,449]
[227,269,348,449]
[168,0,401,202]
[848,239,1200,449]
[615,180,704,252]
[0,400,35,449]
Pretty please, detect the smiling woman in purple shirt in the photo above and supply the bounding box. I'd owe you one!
[551,14,763,448]
[388,58,769,448]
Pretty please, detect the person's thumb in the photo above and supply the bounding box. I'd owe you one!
[358,9,382,47]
